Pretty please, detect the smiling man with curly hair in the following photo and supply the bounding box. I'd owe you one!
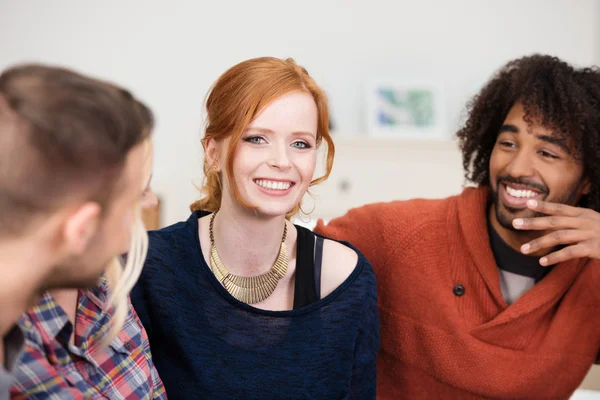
[316,54,600,399]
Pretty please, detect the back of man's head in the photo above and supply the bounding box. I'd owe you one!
[0,64,153,237]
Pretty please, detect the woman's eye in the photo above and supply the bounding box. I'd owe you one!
[291,141,311,149]
[243,136,266,144]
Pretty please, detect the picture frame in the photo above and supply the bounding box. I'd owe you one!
[365,78,447,140]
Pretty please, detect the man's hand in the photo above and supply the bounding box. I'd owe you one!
[512,200,600,266]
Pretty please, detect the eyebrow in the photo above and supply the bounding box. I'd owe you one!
[536,134,571,154]
[245,127,316,137]
[498,124,571,154]
[498,124,519,134]
[245,127,275,134]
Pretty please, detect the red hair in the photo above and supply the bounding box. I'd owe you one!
[190,57,334,217]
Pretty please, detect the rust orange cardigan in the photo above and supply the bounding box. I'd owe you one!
[315,187,600,399]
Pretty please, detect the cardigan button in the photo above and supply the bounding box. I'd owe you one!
[453,284,465,297]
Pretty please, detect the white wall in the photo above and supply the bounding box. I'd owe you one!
[1,0,599,226]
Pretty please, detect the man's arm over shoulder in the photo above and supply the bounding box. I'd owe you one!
[315,201,410,270]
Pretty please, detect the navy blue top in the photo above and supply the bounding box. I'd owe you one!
[131,211,379,399]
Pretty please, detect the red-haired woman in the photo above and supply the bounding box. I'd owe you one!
[132,57,379,399]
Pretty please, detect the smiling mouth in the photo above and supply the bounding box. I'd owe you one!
[500,182,546,209]
[504,185,541,199]
[253,179,295,191]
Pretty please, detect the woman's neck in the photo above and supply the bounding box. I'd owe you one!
[211,206,290,277]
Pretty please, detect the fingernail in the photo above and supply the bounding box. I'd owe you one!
[521,243,530,253]
[540,257,548,266]
[513,219,523,227]
[527,199,537,207]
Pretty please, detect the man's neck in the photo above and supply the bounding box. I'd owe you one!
[0,238,54,339]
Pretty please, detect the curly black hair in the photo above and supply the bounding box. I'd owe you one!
[457,54,600,212]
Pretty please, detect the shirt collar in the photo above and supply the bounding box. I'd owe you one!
[86,274,109,310]
[28,291,72,344]
[27,274,109,343]
[488,221,552,282]
[3,324,24,371]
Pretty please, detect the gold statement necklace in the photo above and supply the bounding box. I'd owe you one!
[209,211,288,304]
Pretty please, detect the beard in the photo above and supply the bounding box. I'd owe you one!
[42,256,111,291]
[490,175,581,232]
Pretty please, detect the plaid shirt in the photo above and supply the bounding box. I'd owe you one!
[10,277,167,399]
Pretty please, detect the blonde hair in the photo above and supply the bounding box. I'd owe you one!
[102,209,148,345]
[190,57,335,218]
[102,137,153,344]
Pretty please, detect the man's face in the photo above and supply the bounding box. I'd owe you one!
[489,103,589,231]
[48,139,154,289]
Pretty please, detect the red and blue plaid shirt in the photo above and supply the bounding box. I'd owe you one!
[10,277,166,399]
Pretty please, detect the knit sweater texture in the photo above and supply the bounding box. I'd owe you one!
[132,211,380,399]
[315,187,600,399]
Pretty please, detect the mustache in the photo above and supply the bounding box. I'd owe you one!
[497,175,548,194]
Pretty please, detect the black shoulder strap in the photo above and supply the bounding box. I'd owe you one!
[293,226,318,309]
[313,236,324,300]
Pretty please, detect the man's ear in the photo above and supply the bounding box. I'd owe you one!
[582,177,591,196]
[62,202,101,255]
[205,138,221,172]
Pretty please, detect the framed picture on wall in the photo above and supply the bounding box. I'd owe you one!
[365,78,447,140]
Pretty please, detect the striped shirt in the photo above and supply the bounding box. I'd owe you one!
[10,277,166,399]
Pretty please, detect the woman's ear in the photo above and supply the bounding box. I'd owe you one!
[205,138,221,172]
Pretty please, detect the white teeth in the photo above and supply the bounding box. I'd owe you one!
[254,180,291,191]
[506,186,538,198]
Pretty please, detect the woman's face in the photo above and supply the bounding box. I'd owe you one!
[217,91,318,217]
